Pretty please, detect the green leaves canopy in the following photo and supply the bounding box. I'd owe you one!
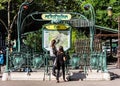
[0,0,120,51]
[0,0,8,9]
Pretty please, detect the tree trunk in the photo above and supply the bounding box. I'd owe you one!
[8,0,11,47]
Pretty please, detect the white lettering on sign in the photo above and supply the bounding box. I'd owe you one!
[41,14,71,20]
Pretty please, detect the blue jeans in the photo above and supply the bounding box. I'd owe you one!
[50,56,56,74]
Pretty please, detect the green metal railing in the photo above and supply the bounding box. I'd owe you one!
[90,50,107,72]
[8,51,45,72]
[69,51,107,74]
[3,1,108,81]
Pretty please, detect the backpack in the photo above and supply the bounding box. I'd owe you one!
[0,54,4,65]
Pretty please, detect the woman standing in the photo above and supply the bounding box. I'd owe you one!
[50,39,57,76]
[56,46,66,83]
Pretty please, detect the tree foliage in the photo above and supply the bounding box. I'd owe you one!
[1,0,119,30]
[23,29,42,52]
[0,0,120,52]
[0,0,8,9]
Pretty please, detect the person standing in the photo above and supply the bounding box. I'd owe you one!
[56,46,66,83]
[50,39,58,76]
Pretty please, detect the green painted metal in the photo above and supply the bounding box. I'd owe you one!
[90,50,107,72]
[17,1,33,52]
[102,50,108,72]
[70,54,80,69]
[45,51,49,73]
[6,1,108,79]
[42,23,72,51]
[5,47,9,72]
[32,54,43,69]
[85,4,95,54]
[43,51,51,81]
[17,2,27,52]
[95,25,118,33]
[7,52,45,72]
[13,53,25,69]
[82,53,89,74]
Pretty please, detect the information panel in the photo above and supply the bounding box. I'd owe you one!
[43,24,71,51]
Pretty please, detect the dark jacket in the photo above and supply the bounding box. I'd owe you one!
[56,51,66,66]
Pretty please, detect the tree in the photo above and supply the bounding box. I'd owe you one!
[0,0,25,47]
[81,0,120,29]
[17,0,120,52]
[1,0,120,51]
[0,0,8,33]
[0,0,8,9]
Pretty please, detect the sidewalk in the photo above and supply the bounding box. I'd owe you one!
[0,64,120,86]
[108,64,120,74]
[0,64,120,80]
[107,64,120,80]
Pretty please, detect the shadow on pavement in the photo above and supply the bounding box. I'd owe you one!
[66,71,86,81]
[109,72,120,80]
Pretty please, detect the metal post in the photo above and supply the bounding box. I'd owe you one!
[17,1,30,52]
[107,6,113,57]
[83,4,95,72]
[17,1,34,52]
[17,12,21,52]
[5,47,9,72]
[17,3,24,52]
[117,16,120,68]
[45,51,49,73]
[102,49,108,72]
[84,4,95,53]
